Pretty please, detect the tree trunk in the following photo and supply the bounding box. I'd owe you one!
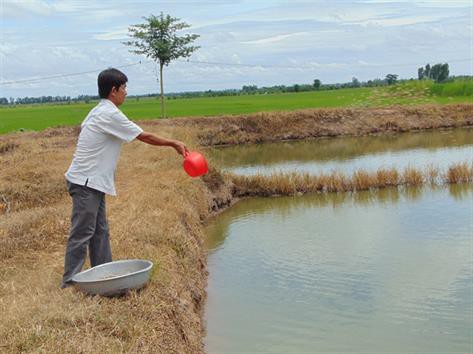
[159,62,165,118]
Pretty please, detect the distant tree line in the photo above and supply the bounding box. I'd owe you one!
[0,62,465,106]
[0,95,99,106]
[418,63,449,82]
[168,74,398,99]
[167,73,401,99]
[0,93,161,106]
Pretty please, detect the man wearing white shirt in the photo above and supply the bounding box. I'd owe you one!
[61,68,188,288]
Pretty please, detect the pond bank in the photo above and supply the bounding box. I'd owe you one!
[0,104,471,353]
[172,103,473,146]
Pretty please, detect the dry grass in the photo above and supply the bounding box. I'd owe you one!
[0,124,211,353]
[170,104,473,146]
[375,168,400,187]
[426,164,440,184]
[402,166,425,185]
[353,170,372,190]
[230,163,473,197]
[0,141,18,154]
[446,162,473,183]
[1,105,472,353]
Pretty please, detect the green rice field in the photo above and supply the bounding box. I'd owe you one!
[0,80,471,134]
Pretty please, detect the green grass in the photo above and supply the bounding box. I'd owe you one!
[429,79,473,97]
[1,82,471,134]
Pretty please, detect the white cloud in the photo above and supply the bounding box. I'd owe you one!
[50,46,90,61]
[240,32,311,45]
[0,0,88,17]
[0,43,18,55]
[94,28,128,41]
[359,0,471,5]
[347,14,454,27]
[74,8,127,23]
[1,0,52,17]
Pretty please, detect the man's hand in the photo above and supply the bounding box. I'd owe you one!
[172,140,189,157]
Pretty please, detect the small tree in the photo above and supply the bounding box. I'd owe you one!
[385,74,398,85]
[418,67,424,80]
[419,63,449,82]
[351,77,360,88]
[439,63,449,82]
[124,13,200,118]
[430,63,449,82]
[424,64,431,79]
[242,85,258,94]
[313,79,321,90]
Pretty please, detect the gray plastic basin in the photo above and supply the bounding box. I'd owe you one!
[72,259,153,296]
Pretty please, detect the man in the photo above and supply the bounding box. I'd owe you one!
[61,68,188,288]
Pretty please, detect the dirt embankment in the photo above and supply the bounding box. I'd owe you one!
[169,103,473,146]
[0,104,471,353]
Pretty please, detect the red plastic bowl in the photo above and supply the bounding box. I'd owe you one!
[183,151,208,177]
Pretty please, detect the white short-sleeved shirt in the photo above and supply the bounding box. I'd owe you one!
[65,99,143,196]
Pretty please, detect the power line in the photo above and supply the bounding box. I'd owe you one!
[1,57,471,86]
[0,61,142,86]
[177,58,473,69]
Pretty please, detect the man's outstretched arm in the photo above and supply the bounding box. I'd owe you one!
[136,131,189,157]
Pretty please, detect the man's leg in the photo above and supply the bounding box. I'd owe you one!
[89,196,112,267]
[61,182,103,287]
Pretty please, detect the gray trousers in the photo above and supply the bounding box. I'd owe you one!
[62,181,112,286]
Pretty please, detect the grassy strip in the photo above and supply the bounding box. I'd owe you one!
[228,163,473,198]
[1,82,472,134]
[428,79,473,97]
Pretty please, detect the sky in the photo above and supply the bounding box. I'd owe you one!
[0,0,471,98]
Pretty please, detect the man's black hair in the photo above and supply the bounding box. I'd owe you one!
[98,68,128,98]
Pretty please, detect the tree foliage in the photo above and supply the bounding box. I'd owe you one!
[124,13,200,117]
[418,63,449,82]
[351,77,360,88]
[385,74,398,85]
[418,67,424,80]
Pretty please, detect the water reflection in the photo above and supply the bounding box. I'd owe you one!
[209,128,473,166]
[449,183,473,200]
[206,185,472,251]
[208,128,473,176]
[204,185,473,353]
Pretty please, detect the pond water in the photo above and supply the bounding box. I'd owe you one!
[204,128,473,353]
[208,128,473,175]
[204,185,473,353]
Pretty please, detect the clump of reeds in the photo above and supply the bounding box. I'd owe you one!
[353,170,373,190]
[375,168,399,187]
[426,164,440,184]
[446,162,473,184]
[402,166,424,185]
[230,162,473,198]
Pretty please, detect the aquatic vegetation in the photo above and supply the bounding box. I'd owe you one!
[446,162,473,184]
[230,162,473,197]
